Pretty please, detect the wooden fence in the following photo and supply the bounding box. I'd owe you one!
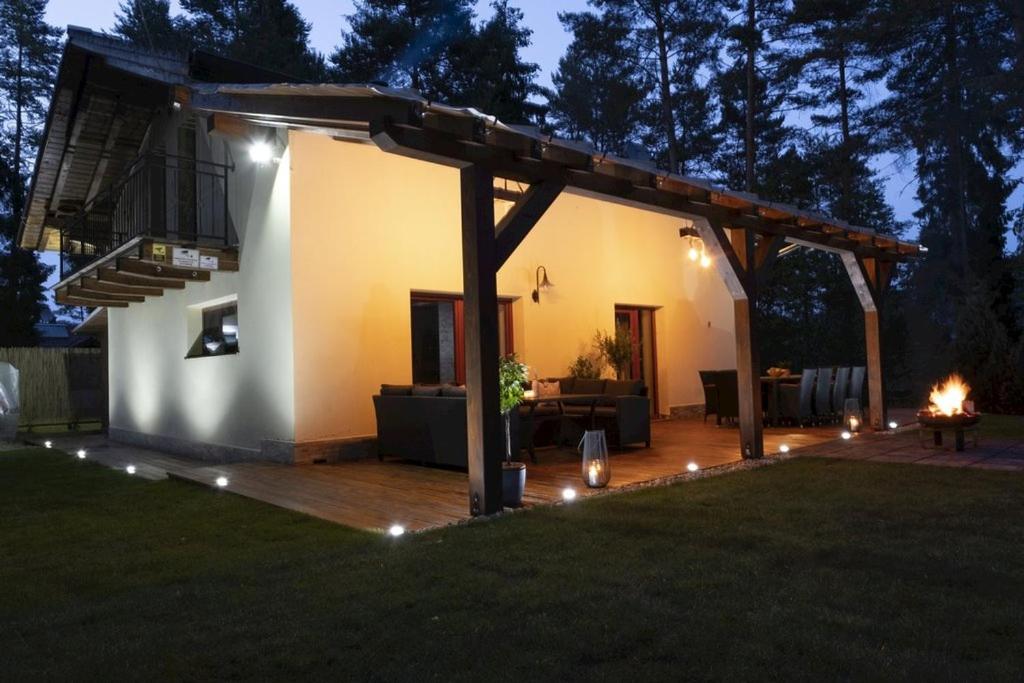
[0,348,105,428]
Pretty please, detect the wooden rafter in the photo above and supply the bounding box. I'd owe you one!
[494,179,564,268]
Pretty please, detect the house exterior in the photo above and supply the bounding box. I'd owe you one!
[22,30,922,512]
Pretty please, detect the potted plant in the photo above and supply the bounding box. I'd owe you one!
[499,354,528,508]
[595,324,633,379]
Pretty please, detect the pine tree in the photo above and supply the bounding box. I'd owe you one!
[330,0,477,95]
[545,10,648,153]
[715,0,794,194]
[441,1,540,123]
[180,0,321,79]
[0,0,59,345]
[113,0,189,53]
[591,0,721,174]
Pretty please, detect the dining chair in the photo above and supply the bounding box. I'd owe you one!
[832,367,851,419]
[699,370,719,424]
[779,368,817,426]
[815,367,835,423]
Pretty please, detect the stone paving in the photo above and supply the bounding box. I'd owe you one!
[794,426,1024,471]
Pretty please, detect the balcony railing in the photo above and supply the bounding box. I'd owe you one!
[59,153,234,279]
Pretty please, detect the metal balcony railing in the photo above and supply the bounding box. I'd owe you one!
[59,153,234,279]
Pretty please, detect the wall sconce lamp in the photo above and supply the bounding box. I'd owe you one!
[532,266,554,303]
[679,227,712,269]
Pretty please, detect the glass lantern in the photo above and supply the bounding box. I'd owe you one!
[842,398,864,433]
[580,429,610,488]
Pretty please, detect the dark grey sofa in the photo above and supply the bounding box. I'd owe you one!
[536,377,651,448]
[372,384,520,468]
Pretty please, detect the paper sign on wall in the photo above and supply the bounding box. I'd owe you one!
[172,247,200,268]
[200,255,219,270]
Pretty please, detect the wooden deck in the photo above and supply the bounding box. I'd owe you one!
[39,419,843,532]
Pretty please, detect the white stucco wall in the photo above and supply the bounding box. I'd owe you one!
[288,131,738,443]
[107,135,296,454]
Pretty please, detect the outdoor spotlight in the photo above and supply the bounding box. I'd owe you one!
[561,487,577,501]
[249,139,275,165]
[44,440,52,449]
[126,464,137,475]
[779,444,790,453]
[76,449,86,459]
[388,524,405,537]
[686,462,699,472]
[840,431,852,440]
[888,420,899,430]
[215,476,229,488]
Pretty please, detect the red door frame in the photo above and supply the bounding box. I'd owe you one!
[615,305,659,416]
[412,293,514,385]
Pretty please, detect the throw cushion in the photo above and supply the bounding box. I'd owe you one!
[605,379,643,396]
[380,384,413,395]
[441,385,467,398]
[411,385,442,397]
[558,376,575,394]
[573,378,606,394]
[535,380,561,398]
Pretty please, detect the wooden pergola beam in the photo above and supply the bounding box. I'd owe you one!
[65,284,143,303]
[460,164,504,516]
[78,276,163,298]
[842,253,897,430]
[494,179,564,268]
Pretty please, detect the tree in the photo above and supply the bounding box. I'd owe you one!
[330,0,477,95]
[0,0,61,226]
[545,10,648,154]
[113,0,190,53]
[591,0,721,174]
[180,0,322,79]
[715,0,794,193]
[441,1,540,123]
[0,0,60,345]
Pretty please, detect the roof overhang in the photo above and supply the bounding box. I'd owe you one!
[192,83,923,261]
[18,27,188,250]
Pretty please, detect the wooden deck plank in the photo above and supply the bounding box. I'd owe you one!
[43,420,844,532]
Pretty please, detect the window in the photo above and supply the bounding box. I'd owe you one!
[188,302,239,358]
[410,294,514,384]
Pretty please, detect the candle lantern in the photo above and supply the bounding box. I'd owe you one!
[579,429,610,488]
[843,398,864,433]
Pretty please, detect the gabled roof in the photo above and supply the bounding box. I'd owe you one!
[19,28,304,251]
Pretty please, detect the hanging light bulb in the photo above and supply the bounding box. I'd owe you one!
[699,251,712,268]
[688,245,700,261]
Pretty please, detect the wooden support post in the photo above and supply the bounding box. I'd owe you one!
[696,219,765,459]
[842,252,893,430]
[460,164,503,516]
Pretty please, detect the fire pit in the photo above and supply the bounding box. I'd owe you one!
[917,374,981,452]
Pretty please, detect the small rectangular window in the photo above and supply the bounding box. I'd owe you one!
[188,302,239,358]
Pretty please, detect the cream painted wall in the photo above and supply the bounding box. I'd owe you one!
[107,138,296,454]
[289,130,737,442]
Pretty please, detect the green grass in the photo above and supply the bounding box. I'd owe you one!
[2,444,1024,681]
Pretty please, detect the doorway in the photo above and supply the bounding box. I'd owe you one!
[614,305,659,416]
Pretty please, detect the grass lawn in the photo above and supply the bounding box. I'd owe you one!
[2,427,1024,680]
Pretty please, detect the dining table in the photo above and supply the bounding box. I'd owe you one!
[760,374,802,425]
[519,393,609,461]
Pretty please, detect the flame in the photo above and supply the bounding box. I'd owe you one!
[927,374,970,416]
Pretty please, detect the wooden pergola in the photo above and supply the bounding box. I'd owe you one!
[193,84,921,517]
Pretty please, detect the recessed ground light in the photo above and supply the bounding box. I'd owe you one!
[888,421,899,430]
[840,431,852,440]
[779,444,790,453]
[125,465,137,475]
[215,476,229,488]
[44,440,52,449]
[388,524,405,537]
[686,462,699,472]
[75,449,86,459]
[561,487,577,502]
